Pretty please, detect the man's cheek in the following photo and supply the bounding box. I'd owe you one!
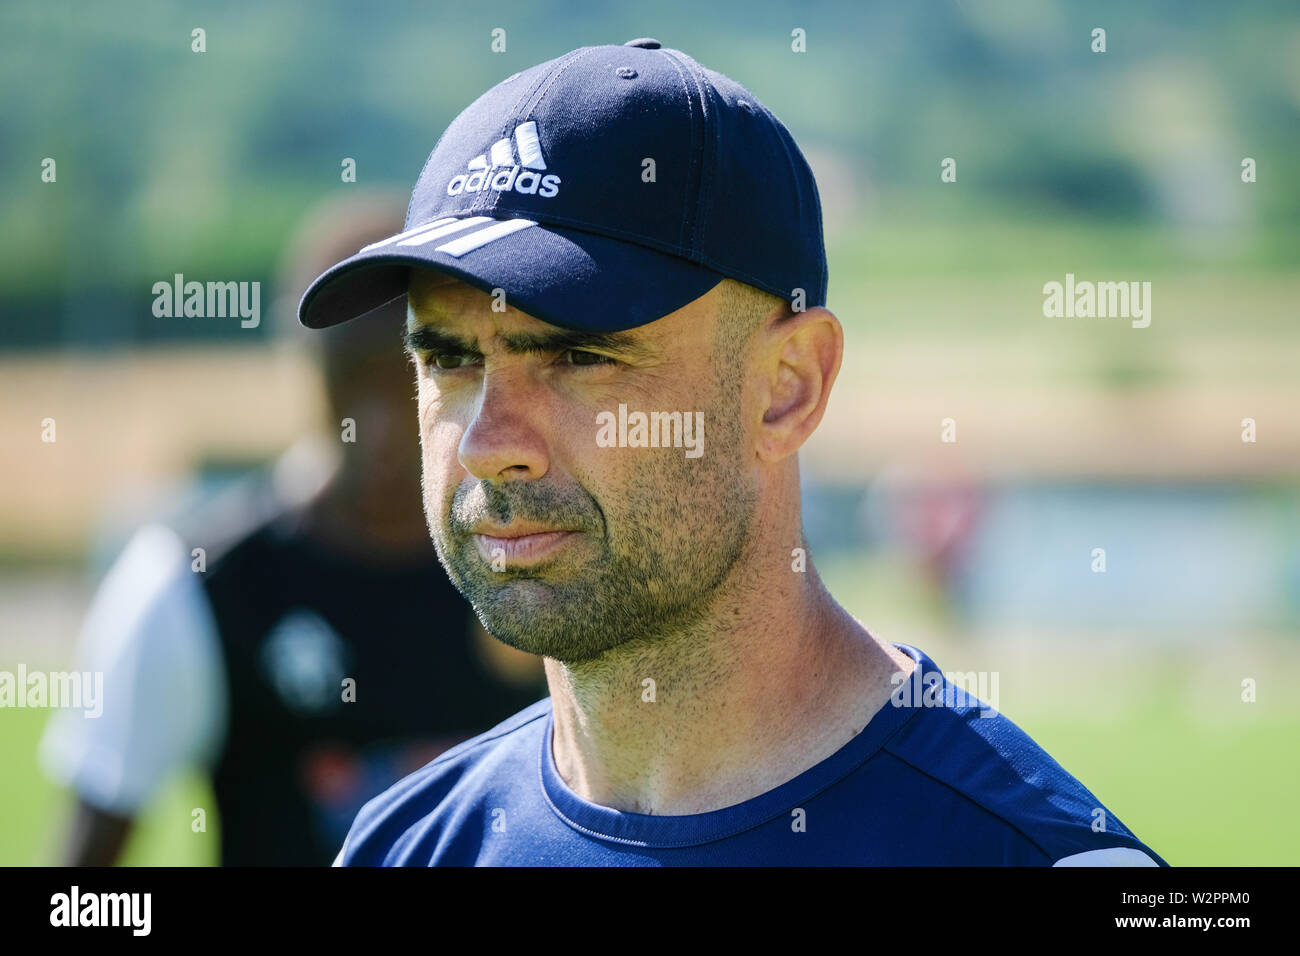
[419,422,464,503]
[415,389,459,458]
[415,381,443,432]
[420,442,454,501]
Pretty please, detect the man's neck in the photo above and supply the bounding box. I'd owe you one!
[545,561,916,816]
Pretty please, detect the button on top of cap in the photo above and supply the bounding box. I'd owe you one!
[623,38,660,48]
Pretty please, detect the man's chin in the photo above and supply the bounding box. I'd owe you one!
[464,574,565,626]
[473,574,560,604]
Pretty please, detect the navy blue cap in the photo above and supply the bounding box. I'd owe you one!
[298,39,826,333]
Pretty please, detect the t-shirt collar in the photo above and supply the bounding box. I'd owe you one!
[537,642,934,848]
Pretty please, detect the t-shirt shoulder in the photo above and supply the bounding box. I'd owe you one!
[337,697,550,865]
[880,696,1167,866]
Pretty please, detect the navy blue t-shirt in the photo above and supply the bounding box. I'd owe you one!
[334,643,1167,866]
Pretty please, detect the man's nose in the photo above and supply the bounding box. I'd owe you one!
[457,366,550,483]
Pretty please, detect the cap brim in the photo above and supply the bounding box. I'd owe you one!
[298,215,724,333]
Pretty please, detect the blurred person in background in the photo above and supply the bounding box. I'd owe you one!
[38,193,545,866]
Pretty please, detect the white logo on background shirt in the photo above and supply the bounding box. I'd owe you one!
[259,610,349,713]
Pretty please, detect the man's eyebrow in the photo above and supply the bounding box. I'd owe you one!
[404,325,479,356]
[404,323,651,358]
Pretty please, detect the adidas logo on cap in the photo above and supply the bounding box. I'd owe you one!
[447,120,563,199]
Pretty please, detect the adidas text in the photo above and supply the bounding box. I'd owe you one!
[448,166,560,198]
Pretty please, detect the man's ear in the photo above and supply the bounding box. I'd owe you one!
[754,306,843,463]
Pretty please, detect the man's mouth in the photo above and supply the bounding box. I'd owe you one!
[471,524,578,566]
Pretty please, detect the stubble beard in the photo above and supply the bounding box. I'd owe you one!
[423,401,755,665]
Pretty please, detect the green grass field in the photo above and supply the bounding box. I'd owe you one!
[2,706,217,866]
[1025,711,1297,866]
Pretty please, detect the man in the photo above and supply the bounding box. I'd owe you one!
[39,194,544,866]
[300,40,1166,866]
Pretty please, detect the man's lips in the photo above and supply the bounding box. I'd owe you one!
[471,525,578,566]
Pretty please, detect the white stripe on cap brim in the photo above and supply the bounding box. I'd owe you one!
[396,216,494,247]
[358,218,459,251]
[358,215,537,258]
[434,218,537,257]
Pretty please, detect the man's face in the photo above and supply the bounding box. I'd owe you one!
[406,272,757,664]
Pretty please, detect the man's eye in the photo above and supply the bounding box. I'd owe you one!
[428,352,475,370]
[564,349,615,367]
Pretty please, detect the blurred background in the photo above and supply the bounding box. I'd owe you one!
[2,0,1298,864]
